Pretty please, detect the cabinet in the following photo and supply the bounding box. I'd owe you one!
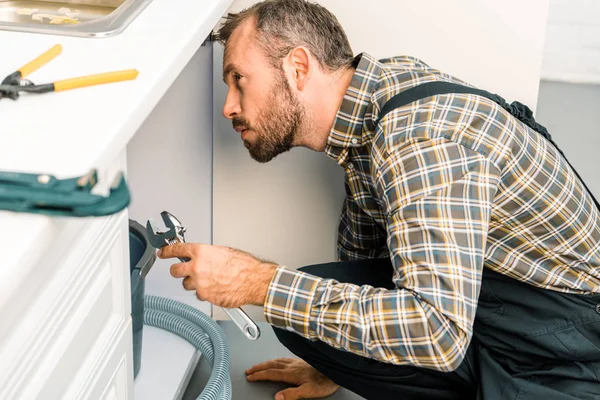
[0,39,216,398]
[0,152,133,399]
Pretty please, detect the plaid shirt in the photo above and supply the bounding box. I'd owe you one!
[264,53,600,371]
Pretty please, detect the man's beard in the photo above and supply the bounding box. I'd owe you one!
[233,71,304,163]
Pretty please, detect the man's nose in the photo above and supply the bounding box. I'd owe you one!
[222,89,241,120]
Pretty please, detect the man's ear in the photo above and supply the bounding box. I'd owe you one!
[288,47,311,91]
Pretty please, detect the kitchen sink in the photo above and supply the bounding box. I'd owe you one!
[0,0,153,37]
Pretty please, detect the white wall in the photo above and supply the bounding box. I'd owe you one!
[127,44,213,316]
[542,0,600,83]
[221,0,549,107]
[213,0,549,320]
[536,82,600,200]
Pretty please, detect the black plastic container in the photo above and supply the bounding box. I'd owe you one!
[128,219,156,379]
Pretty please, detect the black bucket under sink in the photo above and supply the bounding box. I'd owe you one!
[128,219,156,379]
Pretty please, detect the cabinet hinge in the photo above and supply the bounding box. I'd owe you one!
[202,31,216,47]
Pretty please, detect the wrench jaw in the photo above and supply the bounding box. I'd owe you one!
[146,220,183,249]
[161,211,184,231]
[146,212,189,263]
[145,219,173,249]
[159,211,187,243]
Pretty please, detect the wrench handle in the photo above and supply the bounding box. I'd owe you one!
[175,254,260,340]
[222,307,261,340]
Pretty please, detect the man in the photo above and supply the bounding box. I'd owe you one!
[158,0,600,399]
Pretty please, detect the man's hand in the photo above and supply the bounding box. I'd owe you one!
[246,358,340,400]
[157,243,278,308]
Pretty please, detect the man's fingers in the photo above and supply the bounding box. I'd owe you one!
[182,276,195,291]
[246,369,287,383]
[158,242,197,260]
[245,359,289,375]
[274,386,308,400]
[195,290,207,302]
[170,262,191,278]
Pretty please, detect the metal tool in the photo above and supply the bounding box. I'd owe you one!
[0,44,138,100]
[146,211,261,341]
[0,169,130,216]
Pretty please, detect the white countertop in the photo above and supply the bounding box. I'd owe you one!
[0,0,231,177]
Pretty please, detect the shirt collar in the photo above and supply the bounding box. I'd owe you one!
[325,53,382,166]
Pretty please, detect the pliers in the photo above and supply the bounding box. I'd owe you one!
[146,211,261,341]
[0,44,138,100]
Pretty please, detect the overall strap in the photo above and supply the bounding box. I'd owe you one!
[376,81,600,212]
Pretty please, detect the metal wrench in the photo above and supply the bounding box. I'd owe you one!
[146,211,261,340]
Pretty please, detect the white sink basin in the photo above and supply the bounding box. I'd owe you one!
[0,0,152,37]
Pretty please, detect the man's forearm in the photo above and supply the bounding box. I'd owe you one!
[249,262,279,305]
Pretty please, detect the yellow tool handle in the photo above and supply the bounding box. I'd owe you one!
[54,69,139,91]
[18,44,62,78]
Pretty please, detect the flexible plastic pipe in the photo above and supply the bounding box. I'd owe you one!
[144,295,232,400]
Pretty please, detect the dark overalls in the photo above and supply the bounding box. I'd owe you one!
[274,84,600,399]
[274,259,600,399]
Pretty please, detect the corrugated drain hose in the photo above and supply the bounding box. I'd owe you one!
[143,295,232,400]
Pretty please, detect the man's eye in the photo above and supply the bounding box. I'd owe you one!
[234,73,242,82]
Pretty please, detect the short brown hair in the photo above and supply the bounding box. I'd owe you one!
[215,0,354,72]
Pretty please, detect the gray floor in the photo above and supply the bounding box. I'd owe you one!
[182,322,363,400]
[183,81,600,400]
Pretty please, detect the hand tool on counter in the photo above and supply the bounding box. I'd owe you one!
[146,211,261,341]
[0,169,130,216]
[0,44,138,100]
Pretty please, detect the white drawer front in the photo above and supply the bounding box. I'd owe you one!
[67,319,134,400]
[0,212,132,399]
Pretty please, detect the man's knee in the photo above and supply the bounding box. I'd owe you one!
[272,326,326,362]
[272,326,305,351]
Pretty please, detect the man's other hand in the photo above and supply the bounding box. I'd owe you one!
[246,358,340,400]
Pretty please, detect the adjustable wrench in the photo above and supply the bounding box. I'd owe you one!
[146,211,261,340]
